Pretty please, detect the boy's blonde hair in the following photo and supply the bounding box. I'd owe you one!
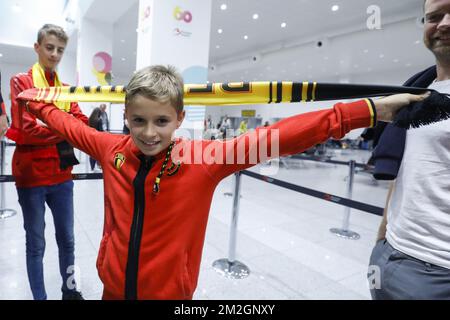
[125,65,184,113]
[37,24,68,44]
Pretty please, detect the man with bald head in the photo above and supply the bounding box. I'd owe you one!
[368,0,450,299]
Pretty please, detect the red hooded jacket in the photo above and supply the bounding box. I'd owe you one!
[6,68,88,187]
[26,98,375,299]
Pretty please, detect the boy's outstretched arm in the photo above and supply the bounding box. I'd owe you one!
[203,93,429,180]
[23,101,119,163]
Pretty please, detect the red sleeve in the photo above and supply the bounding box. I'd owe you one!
[69,102,89,124]
[26,101,120,163]
[9,74,64,145]
[201,99,376,181]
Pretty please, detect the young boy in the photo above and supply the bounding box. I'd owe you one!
[7,24,87,300]
[23,65,427,300]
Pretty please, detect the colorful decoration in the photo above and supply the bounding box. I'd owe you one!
[92,51,112,85]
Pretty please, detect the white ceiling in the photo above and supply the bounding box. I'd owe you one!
[0,0,435,86]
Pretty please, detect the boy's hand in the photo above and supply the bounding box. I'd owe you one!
[0,114,7,138]
[373,92,430,122]
[36,119,48,127]
[24,100,43,114]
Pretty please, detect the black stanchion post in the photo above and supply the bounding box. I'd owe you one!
[0,138,17,219]
[329,160,360,239]
[212,171,250,279]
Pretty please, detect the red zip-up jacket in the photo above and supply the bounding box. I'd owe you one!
[26,99,375,299]
[6,68,88,187]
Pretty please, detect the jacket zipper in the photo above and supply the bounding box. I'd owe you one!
[124,156,153,300]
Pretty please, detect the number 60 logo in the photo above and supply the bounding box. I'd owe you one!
[173,6,192,23]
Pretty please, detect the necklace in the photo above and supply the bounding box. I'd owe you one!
[153,141,181,194]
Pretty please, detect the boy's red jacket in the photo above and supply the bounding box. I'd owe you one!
[27,99,375,299]
[6,69,88,187]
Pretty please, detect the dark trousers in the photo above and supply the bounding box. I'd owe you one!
[368,239,450,300]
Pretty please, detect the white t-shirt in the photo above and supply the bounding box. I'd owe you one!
[386,79,450,269]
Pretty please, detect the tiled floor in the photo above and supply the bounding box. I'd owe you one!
[0,145,389,300]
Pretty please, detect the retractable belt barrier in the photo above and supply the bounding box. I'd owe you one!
[0,173,103,183]
[291,154,367,169]
[241,170,383,216]
[0,159,382,216]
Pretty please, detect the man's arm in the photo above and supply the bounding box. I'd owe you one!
[376,181,395,241]
[0,73,8,138]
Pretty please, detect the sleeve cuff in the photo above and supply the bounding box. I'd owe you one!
[366,98,377,128]
[340,99,377,131]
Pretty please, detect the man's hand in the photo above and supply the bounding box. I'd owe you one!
[0,114,8,138]
[373,92,430,122]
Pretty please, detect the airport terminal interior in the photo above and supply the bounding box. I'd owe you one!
[0,0,443,300]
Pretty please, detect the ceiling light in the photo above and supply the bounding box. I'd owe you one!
[415,40,421,44]
[121,58,126,61]
[379,54,385,58]
[120,39,125,43]
[220,4,227,10]
[331,5,339,12]
[393,59,399,63]
[281,22,287,28]
[243,35,248,40]
[218,28,223,34]
[253,13,259,20]
[215,45,220,49]
[363,49,369,53]
[0,53,3,57]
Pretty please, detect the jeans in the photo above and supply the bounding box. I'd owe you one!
[17,180,77,300]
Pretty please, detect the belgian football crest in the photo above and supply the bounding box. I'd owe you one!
[114,153,126,171]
